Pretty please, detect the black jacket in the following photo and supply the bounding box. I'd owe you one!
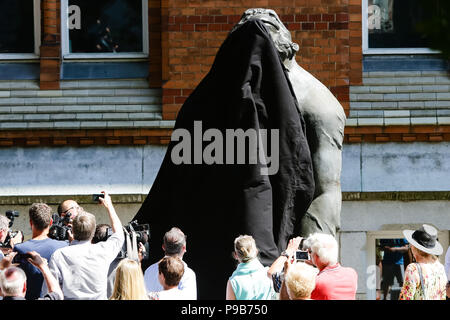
[134,18,314,299]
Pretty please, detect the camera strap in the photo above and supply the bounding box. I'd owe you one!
[124,228,139,261]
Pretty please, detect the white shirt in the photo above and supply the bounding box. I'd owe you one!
[144,258,197,300]
[46,231,124,300]
[445,246,450,280]
[148,287,190,300]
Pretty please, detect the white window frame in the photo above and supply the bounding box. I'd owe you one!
[0,0,41,59]
[61,0,149,59]
[362,0,440,55]
[366,230,449,300]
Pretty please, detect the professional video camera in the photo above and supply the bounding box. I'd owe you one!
[48,212,72,241]
[118,220,151,260]
[0,210,24,249]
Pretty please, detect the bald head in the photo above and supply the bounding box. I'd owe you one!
[58,200,81,220]
[0,267,27,297]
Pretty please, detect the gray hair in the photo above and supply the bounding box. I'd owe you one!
[0,215,9,231]
[163,227,187,256]
[0,267,26,296]
[304,233,339,266]
[72,211,96,241]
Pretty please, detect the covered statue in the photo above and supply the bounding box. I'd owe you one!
[134,8,346,299]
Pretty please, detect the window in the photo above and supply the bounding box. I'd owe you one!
[363,0,440,54]
[61,0,148,59]
[0,0,40,59]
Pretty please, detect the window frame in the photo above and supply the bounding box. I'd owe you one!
[61,0,149,59]
[0,0,41,60]
[362,0,440,55]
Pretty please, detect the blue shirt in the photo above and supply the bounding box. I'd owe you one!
[14,238,68,300]
[380,239,408,265]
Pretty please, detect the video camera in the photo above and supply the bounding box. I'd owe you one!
[118,220,151,260]
[48,212,72,241]
[0,210,24,249]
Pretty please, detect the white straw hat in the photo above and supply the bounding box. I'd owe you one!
[402,224,443,256]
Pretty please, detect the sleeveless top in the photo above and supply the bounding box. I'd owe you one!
[229,259,277,300]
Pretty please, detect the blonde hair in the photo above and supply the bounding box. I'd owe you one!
[285,262,318,300]
[110,259,149,300]
[411,245,438,261]
[234,235,258,263]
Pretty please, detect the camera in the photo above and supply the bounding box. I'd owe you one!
[6,210,19,228]
[0,211,24,249]
[124,221,150,246]
[118,221,151,260]
[48,212,72,241]
[295,250,310,261]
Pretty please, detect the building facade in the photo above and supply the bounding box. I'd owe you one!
[0,0,448,299]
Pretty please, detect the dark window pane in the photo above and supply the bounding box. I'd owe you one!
[68,0,143,53]
[368,0,438,48]
[0,0,35,53]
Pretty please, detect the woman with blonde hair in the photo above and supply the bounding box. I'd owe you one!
[226,235,277,300]
[399,224,447,300]
[110,258,149,300]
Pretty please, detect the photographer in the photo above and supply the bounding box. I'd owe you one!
[92,223,147,298]
[13,203,67,299]
[304,233,358,300]
[0,214,23,260]
[49,199,83,243]
[46,191,124,300]
[268,234,358,300]
[267,236,306,300]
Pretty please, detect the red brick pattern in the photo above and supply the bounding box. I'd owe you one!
[161,0,354,120]
[149,0,163,88]
[2,125,450,147]
[344,125,450,143]
[40,0,61,90]
[0,129,172,147]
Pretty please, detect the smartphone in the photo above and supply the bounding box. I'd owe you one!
[92,194,105,202]
[295,250,310,262]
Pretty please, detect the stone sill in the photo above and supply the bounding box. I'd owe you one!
[1,192,449,206]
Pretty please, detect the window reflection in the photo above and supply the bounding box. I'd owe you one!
[367,0,440,49]
[68,0,143,53]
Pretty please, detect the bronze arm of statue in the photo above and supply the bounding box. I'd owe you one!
[236,9,347,238]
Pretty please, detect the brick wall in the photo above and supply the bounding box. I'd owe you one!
[40,0,61,90]
[161,0,357,120]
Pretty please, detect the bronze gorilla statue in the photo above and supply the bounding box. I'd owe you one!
[236,8,347,238]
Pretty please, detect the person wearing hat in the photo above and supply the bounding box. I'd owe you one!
[399,224,448,300]
[445,246,450,299]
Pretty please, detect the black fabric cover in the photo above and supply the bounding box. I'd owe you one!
[134,19,315,300]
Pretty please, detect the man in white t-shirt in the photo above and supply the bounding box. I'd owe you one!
[144,227,197,299]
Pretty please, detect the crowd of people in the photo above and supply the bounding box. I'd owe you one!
[0,194,448,300]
